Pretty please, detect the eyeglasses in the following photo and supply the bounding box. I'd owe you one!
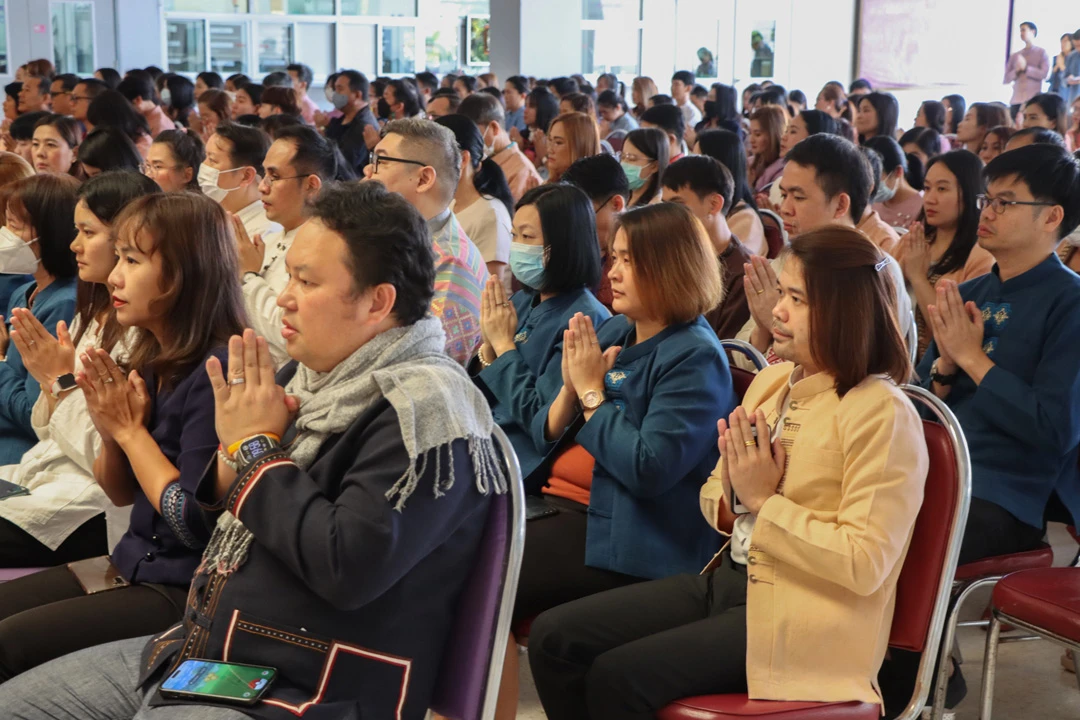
[143,164,184,177]
[369,154,427,175]
[71,95,92,103]
[259,174,307,189]
[975,194,1056,214]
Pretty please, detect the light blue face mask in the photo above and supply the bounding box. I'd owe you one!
[331,92,350,111]
[621,161,648,190]
[510,242,546,289]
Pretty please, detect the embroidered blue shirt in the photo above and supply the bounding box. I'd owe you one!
[916,253,1080,529]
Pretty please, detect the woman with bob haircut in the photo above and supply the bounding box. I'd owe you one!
[855,91,900,144]
[0,192,244,680]
[78,128,144,178]
[0,172,160,568]
[494,202,736,719]
[621,127,669,207]
[544,112,600,183]
[0,174,80,465]
[747,105,787,192]
[898,150,994,358]
[31,115,83,178]
[694,129,766,256]
[145,129,205,193]
[528,225,922,719]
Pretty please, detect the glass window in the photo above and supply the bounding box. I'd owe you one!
[424,16,460,74]
[466,15,489,66]
[438,0,488,14]
[51,2,95,74]
[252,0,334,13]
[165,0,247,11]
[210,22,247,74]
[339,23,377,76]
[582,0,641,22]
[582,27,640,76]
[341,0,416,16]
[0,0,9,75]
[381,26,415,74]
[168,19,207,72]
[258,22,293,72]
[296,23,334,76]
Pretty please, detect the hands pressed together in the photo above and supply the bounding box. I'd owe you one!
[78,349,150,446]
[230,214,266,278]
[718,407,786,516]
[562,313,619,402]
[9,308,76,389]
[927,279,985,373]
[479,276,518,360]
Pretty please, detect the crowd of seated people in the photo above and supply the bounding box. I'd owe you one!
[0,32,1074,719]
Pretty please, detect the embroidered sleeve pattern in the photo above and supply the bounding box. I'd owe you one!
[161,481,203,549]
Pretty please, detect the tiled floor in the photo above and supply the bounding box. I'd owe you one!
[512,524,1080,719]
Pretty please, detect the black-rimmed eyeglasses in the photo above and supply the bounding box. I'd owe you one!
[370,154,427,175]
[976,194,1055,214]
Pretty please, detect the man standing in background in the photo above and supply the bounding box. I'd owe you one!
[1005,21,1050,121]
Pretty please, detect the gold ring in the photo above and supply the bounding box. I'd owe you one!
[744,440,757,447]
[755,289,764,295]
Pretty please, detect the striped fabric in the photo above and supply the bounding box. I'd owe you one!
[430,212,488,365]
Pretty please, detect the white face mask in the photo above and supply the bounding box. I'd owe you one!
[0,226,39,275]
[198,164,245,203]
[876,175,899,203]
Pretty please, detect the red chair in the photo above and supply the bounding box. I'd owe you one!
[978,567,1080,719]
[657,385,972,720]
[758,209,786,259]
[720,340,768,402]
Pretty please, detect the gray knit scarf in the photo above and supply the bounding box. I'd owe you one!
[200,316,506,575]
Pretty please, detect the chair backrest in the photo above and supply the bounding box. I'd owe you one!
[720,339,768,402]
[906,310,918,366]
[888,385,972,720]
[430,426,526,720]
[758,209,786,259]
[606,129,628,154]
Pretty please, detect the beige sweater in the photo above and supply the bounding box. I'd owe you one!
[700,363,928,706]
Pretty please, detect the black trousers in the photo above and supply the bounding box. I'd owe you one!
[528,554,748,720]
[513,496,641,625]
[0,564,188,682]
[0,514,108,568]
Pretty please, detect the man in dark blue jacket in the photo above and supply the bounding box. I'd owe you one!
[0,182,505,720]
[916,143,1080,564]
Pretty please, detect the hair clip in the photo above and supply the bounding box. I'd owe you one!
[875,256,891,272]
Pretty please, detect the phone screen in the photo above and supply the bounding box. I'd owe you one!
[161,659,276,704]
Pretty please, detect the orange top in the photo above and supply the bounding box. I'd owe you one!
[542,443,596,506]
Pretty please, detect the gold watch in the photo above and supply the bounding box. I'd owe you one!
[580,389,606,410]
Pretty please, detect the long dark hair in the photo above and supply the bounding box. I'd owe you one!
[434,114,514,216]
[1024,93,1068,136]
[858,92,899,142]
[920,151,984,277]
[78,128,144,175]
[87,90,151,144]
[799,109,839,136]
[527,86,559,134]
[696,129,758,215]
[942,94,966,134]
[113,193,246,387]
[919,100,947,134]
[164,74,196,127]
[74,172,161,349]
[515,184,601,294]
[623,127,669,207]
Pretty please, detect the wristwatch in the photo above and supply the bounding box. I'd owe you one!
[580,389,606,411]
[930,359,958,386]
[50,373,78,399]
[234,434,281,468]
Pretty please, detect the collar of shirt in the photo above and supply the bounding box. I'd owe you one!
[427,208,453,236]
[988,252,1064,292]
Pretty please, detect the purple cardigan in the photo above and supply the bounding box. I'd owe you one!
[754,157,786,193]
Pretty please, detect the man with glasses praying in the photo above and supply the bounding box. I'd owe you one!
[239,125,335,368]
[916,143,1080,567]
[363,118,488,364]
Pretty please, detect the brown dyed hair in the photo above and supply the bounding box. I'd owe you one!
[561,92,597,121]
[547,112,600,181]
[819,84,852,122]
[748,105,788,182]
[198,89,232,124]
[971,102,1012,136]
[632,77,659,117]
[113,193,246,388]
[785,226,910,397]
[24,59,55,81]
[612,203,723,325]
[983,125,1014,150]
[0,152,34,219]
[260,85,301,117]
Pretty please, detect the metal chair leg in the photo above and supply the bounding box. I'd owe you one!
[1072,651,1080,695]
[979,615,1002,720]
[931,595,964,718]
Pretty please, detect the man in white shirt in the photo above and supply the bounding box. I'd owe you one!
[671,70,703,129]
[200,124,281,241]
[236,124,334,368]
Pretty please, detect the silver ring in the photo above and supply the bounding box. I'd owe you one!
[102,377,114,384]
[229,378,246,386]
[27,340,35,346]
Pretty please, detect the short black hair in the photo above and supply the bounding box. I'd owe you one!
[984,144,1080,240]
[690,84,709,99]
[549,77,579,97]
[506,76,529,95]
[455,75,479,94]
[649,94,674,105]
[274,124,337,181]
[154,129,205,190]
[75,77,109,100]
[672,70,696,86]
[95,67,122,89]
[262,71,290,88]
[415,71,438,94]
[479,86,503,103]
[339,70,370,101]
[387,78,422,117]
[458,92,502,126]
[1020,21,1038,35]
[562,153,631,204]
[226,72,251,88]
[860,146,884,199]
[1010,126,1066,148]
[86,90,151,141]
[239,82,264,105]
[4,81,20,101]
[117,69,157,105]
[661,155,735,212]
[260,113,305,138]
[863,135,907,175]
[789,89,807,106]
[197,71,224,90]
[214,122,271,176]
[640,104,686,142]
[53,73,79,92]
[849,78,873,93]
[785,134,872,223]
[308,182,435,324]
[10,111,51,141]
[515,184,601,294]
[143,65,164,81]
[78,127,143,173]
[286,63,313,87]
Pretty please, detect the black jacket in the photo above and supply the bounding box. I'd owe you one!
[140,396,490,720]
[325,106,378,176]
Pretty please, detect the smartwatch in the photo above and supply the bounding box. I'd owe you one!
[235,434,281,468]
[50,373,78,399]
